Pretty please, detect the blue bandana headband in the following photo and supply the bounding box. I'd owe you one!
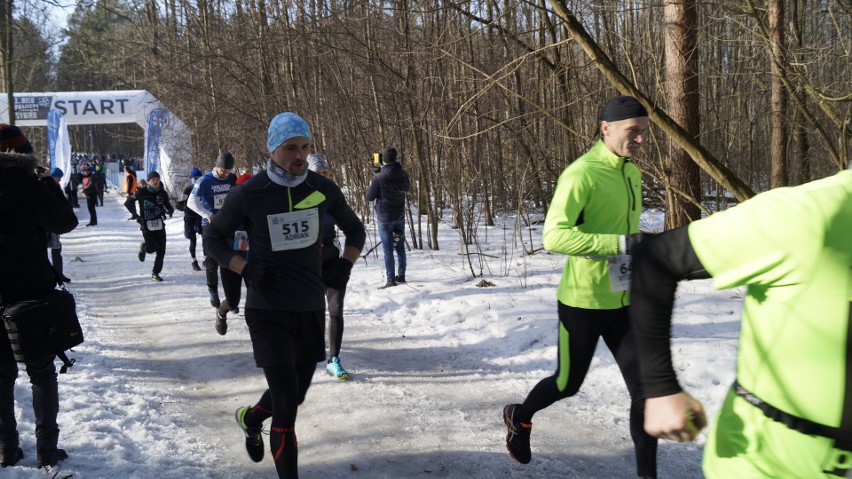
[267,112,311,153]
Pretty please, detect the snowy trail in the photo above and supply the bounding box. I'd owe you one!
[2,190,728,477]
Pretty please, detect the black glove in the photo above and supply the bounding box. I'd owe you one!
[323,258,353,290]
[242,261,275,292]
[136,217,144,225]
[619,232,645,255]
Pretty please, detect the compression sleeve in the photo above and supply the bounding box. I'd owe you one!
[629,226,711,397]
[187,190,213,221]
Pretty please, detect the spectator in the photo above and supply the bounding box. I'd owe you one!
[80,168,99,226]
[0,129,78,468]
[366,146,410,289]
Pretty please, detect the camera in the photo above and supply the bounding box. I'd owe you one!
[372,152,381,174]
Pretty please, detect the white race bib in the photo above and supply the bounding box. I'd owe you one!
[146,218,164,231]
[267,209,319,251]
[608,255,632,292]
[213,193,228,210]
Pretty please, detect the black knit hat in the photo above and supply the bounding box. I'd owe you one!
[215,151,235,169]
[0,124,34,153]
[381,146,398,164]
[599,96,648,122]
[147,171,161,181]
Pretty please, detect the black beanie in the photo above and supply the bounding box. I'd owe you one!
[381,146,398,164]
[599,96,648,122]
[147,171,161,181]
[215,151,235,169]
[0,124,34,154]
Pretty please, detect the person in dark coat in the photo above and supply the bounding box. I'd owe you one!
[80,168,99,226]
[123,166,139,220]
[93,164,107,206]
[47,168,72,283]
[135,171,174,282]
[365,146,410,288]
[0,126,78,469]
[179,167,203,271]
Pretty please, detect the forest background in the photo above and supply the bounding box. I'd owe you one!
[1,0,850,250]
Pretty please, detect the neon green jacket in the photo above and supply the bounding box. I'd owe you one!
[543,140,642,309]
[688,170,852,477]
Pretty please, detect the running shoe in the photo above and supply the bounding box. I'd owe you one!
[215,308,228,336]
[235,406,264,462]
[503,404,532,464]
[326,356,349,380]
[209,289,220,308]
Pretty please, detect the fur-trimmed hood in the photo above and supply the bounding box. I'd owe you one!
[0,151,41,215]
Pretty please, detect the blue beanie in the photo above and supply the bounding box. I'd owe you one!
[50,167,64,178]
[189,167,202,178]
[267,112,311,154]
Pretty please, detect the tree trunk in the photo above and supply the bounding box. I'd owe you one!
[547,0,754,201]
[769,0,788,188]
[663,0,701,228]
[0,0,14,124]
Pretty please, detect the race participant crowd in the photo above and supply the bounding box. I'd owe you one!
[0,100,849,478]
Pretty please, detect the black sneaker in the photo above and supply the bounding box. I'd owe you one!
[235,406,264,462]
[394,275,406,283]
[36,448,68,469]
[503,404,532,464]
[151,273,163,282]
[191,260,201,271]
[216,301,229,336]
[379,279,398,289]
[138,242,146,262]
[209,289,221,308]
[0,447,22,467]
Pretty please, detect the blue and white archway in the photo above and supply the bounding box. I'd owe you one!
[0,90,191,194]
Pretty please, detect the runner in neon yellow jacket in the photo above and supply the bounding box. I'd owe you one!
[544,138,642,309]
[630,169,852,478]
[503,96,659,478]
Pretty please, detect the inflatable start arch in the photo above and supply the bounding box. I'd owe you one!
[0,90,191,194]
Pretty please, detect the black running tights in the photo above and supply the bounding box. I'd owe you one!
[518,303,658,477]
[244,361,316,479]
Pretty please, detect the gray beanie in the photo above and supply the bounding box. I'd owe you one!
[307,153,330,172]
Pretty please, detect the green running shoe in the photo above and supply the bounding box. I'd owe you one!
[235,406,264,462]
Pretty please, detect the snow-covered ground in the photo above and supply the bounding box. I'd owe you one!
[4,189,741,478]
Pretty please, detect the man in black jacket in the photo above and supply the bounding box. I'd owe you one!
[135,171,174,282]
[366,146,410,288]
[204,112,365,478]
[0,126,78,469]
